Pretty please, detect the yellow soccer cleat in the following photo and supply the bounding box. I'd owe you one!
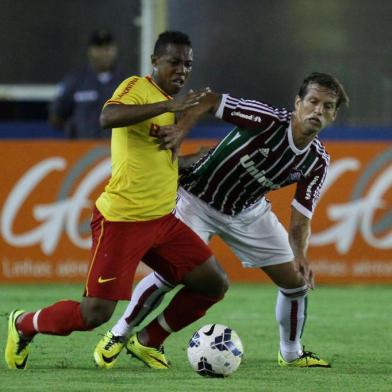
[278,349,331,368]
[5,310,32,369]
[94,331,126,369]
[126,334,169,369]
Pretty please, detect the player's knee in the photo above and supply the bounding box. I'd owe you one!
[279,285,309,298]
[80,299,116,328]
[82,308,112,328]
[215,269,230,297]
[203,269,229,299]
[192,258,229,299]
[263,262,306,289]
[282,275,306,289]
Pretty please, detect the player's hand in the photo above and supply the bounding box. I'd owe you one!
[294,256,315,289]
[153,125,183,161]
[155,125,182,150]
[166,88,211,112]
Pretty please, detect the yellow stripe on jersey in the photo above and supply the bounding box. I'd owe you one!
[96,76,178,221]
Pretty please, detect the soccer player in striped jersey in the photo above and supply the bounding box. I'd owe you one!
[95,72,349,368]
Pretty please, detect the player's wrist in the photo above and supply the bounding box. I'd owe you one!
[163,100,174,113]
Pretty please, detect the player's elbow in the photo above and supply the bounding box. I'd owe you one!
[100,105,118,129]
[99,108,111,129]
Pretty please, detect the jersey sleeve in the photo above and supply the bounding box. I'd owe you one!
[104,76,147,106]
[215,94,291,129]
[291,156,329,219]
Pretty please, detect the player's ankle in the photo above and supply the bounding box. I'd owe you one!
[280,349,301,362]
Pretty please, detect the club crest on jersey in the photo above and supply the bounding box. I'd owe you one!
[149,123,160,137]
[288,170,302,182]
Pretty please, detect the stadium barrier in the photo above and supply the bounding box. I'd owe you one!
[0,138,391,283]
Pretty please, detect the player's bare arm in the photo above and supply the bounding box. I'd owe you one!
[155,92,222,151]
[100,89,209,129]
[177,91,222,135]
[166,88,211,112]
[288,207,314,289]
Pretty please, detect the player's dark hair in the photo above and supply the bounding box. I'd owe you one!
[298,72,349,109]
[153,31,192,56]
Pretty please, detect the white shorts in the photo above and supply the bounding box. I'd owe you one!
[175,188,294,268]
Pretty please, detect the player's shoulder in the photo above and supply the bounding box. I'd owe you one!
[112,75,146,99]
[226,94,292,123]
[118,75,144,88]
[311,137,330,164]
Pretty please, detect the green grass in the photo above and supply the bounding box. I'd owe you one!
[1,284,391,391]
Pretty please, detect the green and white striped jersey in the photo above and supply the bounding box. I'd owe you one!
[180,94,329,218]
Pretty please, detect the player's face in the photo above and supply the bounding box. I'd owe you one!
[88,44,118,72]
[151,44,193,95]
[294,83,338,135]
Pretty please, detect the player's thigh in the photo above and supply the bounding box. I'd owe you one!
[86,208,155,301]
[145,215,228,297]
[220,201,294,269]
[175,190,214,244]
[261,262,305,288]
[144,215,212,282]
[143,250,228,297]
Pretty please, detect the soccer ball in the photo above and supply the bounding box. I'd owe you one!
[187,324,244,377]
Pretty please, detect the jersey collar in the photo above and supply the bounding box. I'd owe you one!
[145,75,172,100]
[287,121,312,155]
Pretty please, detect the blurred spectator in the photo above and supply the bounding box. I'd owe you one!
[48,29,127,139]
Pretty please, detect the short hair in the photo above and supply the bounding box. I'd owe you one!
[153,31,192,56]
[298,72,349,109]
[88,29,115,47]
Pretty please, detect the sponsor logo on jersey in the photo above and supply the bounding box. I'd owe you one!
[231,111,262,123]
[305,176,319,200]
[240,154,279,189]
[117,77,138,99]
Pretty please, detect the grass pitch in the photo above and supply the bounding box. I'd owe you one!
[0,283,391,391]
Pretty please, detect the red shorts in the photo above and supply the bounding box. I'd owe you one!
[84,207,213,300]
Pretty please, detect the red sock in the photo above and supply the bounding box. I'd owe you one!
[17,300,89,337]
[139,320,170,348]
[142,287,223,347]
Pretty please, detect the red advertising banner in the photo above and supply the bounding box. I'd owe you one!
[1,140,391,283]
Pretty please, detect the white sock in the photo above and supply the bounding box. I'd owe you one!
[111,272,174,338]
[276,285,308,362]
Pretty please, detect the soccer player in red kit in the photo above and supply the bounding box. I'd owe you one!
[5,31,228,370]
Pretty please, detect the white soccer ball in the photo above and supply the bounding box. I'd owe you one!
[187,323,244,377]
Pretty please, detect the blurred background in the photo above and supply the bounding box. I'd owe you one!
[0,0,391,127]
[0,0,391,284]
